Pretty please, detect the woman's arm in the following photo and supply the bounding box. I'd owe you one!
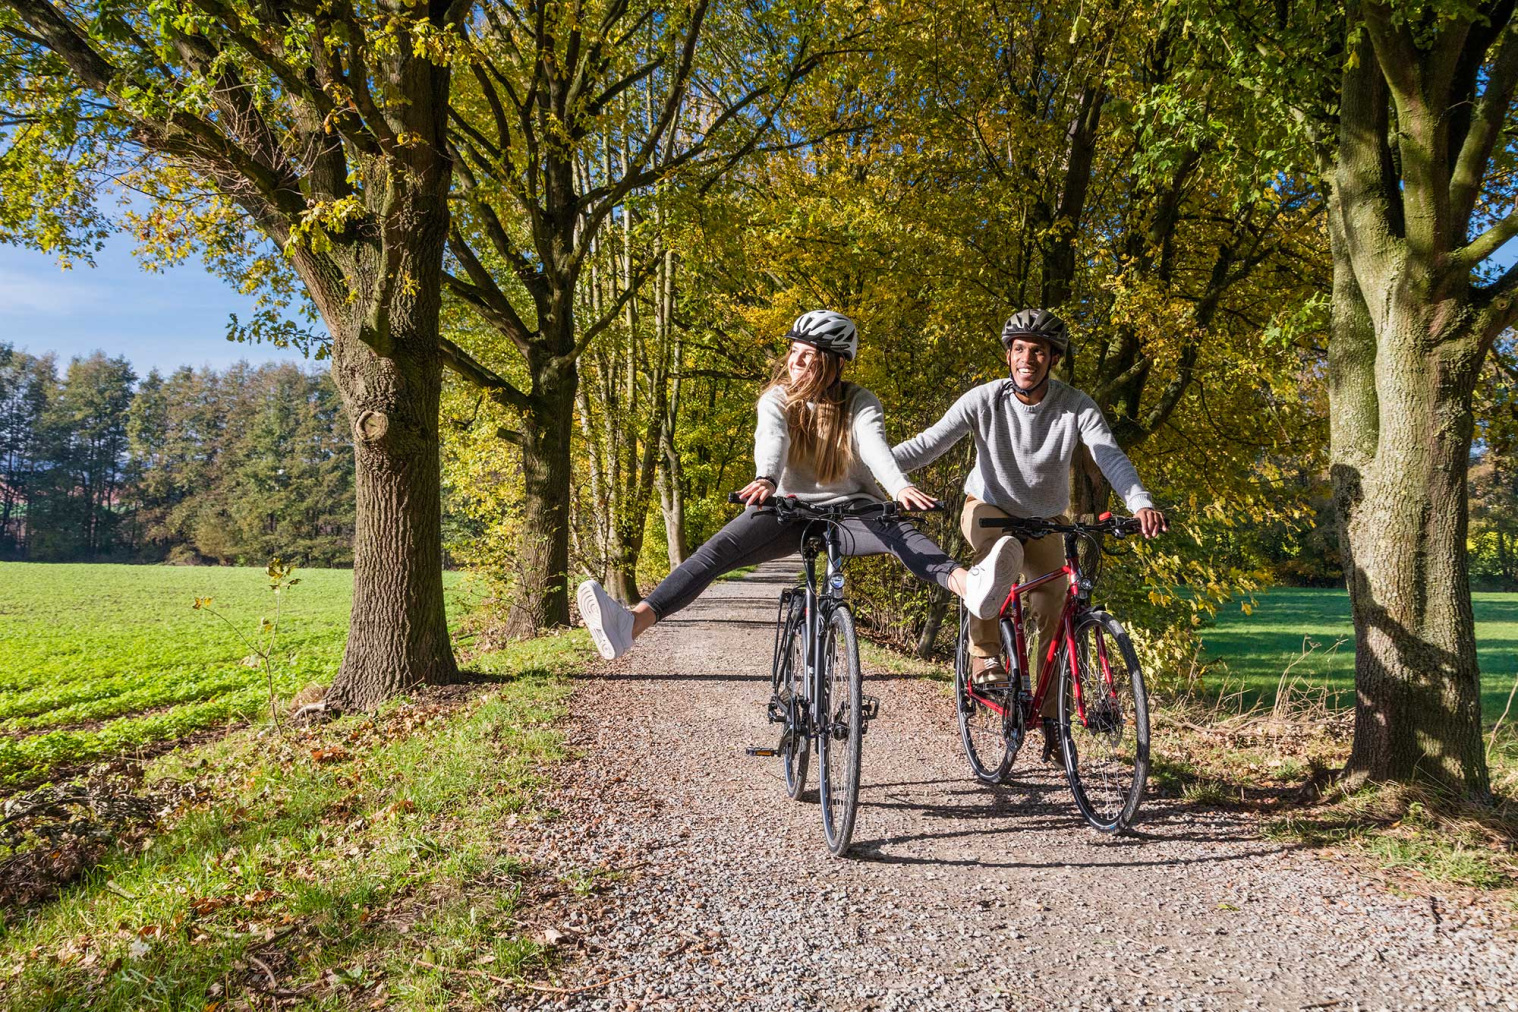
[746,388,789,503]
[851,390,913,497]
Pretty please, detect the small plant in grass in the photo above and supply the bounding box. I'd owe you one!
[193,558,301,732]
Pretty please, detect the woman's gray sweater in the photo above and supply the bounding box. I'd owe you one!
[892,378,1154,518]
[754,384,913,504]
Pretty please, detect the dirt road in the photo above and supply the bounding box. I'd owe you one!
[513,562,1515,1011]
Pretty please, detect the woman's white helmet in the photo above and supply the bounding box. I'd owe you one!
[786,309,859,361]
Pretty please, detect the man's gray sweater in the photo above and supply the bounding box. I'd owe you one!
[892,378,1154,518]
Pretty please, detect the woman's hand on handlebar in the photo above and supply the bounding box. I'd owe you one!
[737,477,776,506]
[895,485,938,511]
[1136,507,1168,538]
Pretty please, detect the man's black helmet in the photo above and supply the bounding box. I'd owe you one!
[1000,309,1069,354]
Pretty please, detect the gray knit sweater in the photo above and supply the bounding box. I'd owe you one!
[754,384,913,504]
[892,379,1154,518]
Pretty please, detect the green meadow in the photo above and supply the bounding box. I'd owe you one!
[0,563,473,787]
[1199,587,1518,719]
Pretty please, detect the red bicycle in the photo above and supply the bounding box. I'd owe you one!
[954,512,1152,833]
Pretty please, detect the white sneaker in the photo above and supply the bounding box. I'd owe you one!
[577,579,635,660]
[965,536,1019,620]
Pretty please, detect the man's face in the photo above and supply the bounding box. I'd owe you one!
[1007,337,1054,388]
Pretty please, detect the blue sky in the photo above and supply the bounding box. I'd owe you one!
[0,238,315,377]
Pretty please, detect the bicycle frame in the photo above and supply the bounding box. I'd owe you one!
[964,530,1119,730]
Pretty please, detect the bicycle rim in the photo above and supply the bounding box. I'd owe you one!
[817,605,862,857]
[1057,610,1150,833]
[954,602,1015,784]
[780,611,809,800]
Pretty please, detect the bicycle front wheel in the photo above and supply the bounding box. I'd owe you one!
[777,603,809,800]
[1056,610,1150,833]
[817,604,863,857]
[954,601,1015,784]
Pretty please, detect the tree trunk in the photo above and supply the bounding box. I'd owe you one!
[1327,202,1489,795]
[1069,443,1113,520]
[327,333,459,710]
[658,431,688,567]
[1333,314,1490,796]
[509,353,577,637]
[914,586,951,658]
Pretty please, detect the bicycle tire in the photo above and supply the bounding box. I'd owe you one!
[817,604,862,857]
[1055,609,1150,833]
[954,601,1015,784]
[777,603,809,801]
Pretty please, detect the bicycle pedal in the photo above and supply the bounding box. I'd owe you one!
[745,746,779,757]
[861,695,881,720]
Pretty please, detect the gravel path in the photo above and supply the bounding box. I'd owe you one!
[512,563,1517,1011]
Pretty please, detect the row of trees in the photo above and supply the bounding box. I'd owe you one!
[3,0,1513,798]
[0,348,354,564]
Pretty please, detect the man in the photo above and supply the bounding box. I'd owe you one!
[893,309,1166,752]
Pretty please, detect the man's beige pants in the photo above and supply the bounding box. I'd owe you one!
[961,498,1068,715]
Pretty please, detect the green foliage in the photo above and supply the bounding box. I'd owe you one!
[0,564,472,787]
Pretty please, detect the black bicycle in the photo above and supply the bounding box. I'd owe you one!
[738,493,939,856]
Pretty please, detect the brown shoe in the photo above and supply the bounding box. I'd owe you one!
[970,655,1009,687]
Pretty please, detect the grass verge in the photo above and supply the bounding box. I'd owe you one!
[0,629,592,1012]
[861,629,1518,906]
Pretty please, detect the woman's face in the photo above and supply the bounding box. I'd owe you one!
[787,341,824,385]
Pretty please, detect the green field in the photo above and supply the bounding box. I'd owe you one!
[1200,587,1518,718]
[0,563,473,788]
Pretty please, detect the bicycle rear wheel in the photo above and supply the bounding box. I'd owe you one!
[954,601,1015,784]
[1056,610,1150,833]
[817,604,862,857]
[776,603,809,800]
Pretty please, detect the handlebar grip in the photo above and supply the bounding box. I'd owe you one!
[727,492,744,504]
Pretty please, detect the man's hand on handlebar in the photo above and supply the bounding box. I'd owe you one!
[895,485,938,512]
[737,477,775,506]
[1136,507,1168,539]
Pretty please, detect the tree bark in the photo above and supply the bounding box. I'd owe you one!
[329,334,458,708]
[509,351,578,636]
[1329,246,1490,794]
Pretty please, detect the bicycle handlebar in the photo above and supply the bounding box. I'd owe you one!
[727,492,944,519]
[978,511,1149,538]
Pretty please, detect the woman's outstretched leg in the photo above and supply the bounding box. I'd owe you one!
[579,507,801,659]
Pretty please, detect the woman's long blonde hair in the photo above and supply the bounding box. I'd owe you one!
[765,346,854,485]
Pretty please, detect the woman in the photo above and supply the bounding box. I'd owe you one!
[577,309,1021,660]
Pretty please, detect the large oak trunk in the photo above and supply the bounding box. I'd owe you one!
[328,334,459,709]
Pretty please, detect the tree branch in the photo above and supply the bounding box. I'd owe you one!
[438,336,532,412]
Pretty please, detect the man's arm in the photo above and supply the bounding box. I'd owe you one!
[1075,398,1155,513]
[892,387,979,473]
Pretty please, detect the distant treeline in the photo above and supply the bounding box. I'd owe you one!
[0,346,355,564]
